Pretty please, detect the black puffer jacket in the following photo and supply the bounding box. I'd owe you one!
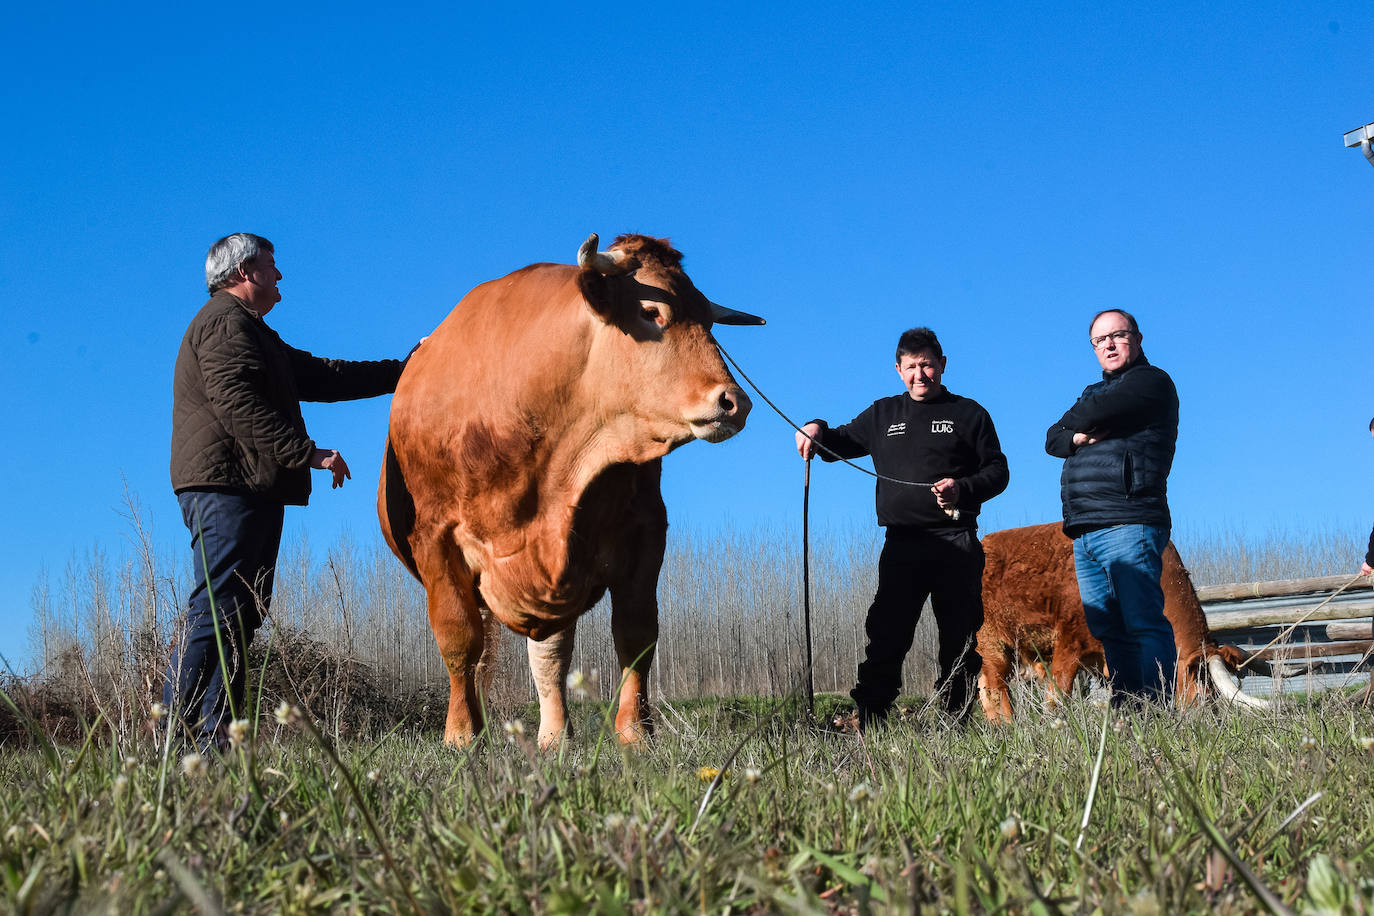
[170,292,404,506]
[1045,356,1178,537]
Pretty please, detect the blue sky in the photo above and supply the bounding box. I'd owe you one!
[3,2,1372,671]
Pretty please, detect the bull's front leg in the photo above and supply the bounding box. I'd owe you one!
[605,466,666,745]
[609,549,663,744]
[416,539,487,747]
[527,624,575,751]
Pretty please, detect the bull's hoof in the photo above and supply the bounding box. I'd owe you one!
[614,716,653,745]
[537,725,570,752]
[443,729,480,748]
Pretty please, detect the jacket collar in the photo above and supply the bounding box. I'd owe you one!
[1102,352,1150,380]
[214,290,267,323]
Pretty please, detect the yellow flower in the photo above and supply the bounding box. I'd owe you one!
[697,767,725,782]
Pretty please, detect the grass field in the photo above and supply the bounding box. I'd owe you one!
[3,688,1374,913]
[6,511,1374,912]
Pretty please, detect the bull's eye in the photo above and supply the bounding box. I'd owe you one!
[640,305,661,323]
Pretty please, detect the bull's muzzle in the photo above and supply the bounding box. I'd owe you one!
[689,384,752,442]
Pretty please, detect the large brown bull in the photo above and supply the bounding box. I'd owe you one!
[976,522,1267,721]
[380,234,758,747]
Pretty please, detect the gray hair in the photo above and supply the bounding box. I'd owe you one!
[205,233,273,293]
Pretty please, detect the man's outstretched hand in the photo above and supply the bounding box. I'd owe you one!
[311,448,351,489]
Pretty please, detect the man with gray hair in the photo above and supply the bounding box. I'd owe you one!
[167,232,416,750]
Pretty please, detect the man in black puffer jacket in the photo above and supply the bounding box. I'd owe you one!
[1046,308,1179,706]
[166,232,414,750]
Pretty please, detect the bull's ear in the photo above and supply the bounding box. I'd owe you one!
[710,301,766,326]
[576,269,631,325]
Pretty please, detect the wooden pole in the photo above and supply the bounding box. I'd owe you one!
[1197,574,1373,602]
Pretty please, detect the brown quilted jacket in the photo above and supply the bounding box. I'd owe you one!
[170,292,404,505]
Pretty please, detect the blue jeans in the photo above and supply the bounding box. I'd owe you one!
[163,489,284,747]
[1072,524,1175,705]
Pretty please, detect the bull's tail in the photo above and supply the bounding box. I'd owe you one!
[379,439,421,581]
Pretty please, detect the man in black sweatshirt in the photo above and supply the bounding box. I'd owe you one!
[797,327,1009,726]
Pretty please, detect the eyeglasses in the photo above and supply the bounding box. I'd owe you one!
[1090,329,1133,349]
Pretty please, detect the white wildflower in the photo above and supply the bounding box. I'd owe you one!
[1301,736,1318,749]
[999,817,1021,839]
[847,783,871,803]
[744,767,762,784]
[149,702,167,723]
[180,753,207,777]
[604,813,625,830]
[227,719,251,748]
[367,770,380,783]
[273,702,297,725]
[502,720,526,737]
[113,775,129,796]
[1358,736,1374,751]
[567,669,589,698]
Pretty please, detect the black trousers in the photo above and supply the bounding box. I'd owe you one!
[850,526,986,717]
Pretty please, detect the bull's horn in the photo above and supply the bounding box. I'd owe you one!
[1206,655,1272,710]
[709,301,767,326]
[577,234,634,276]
